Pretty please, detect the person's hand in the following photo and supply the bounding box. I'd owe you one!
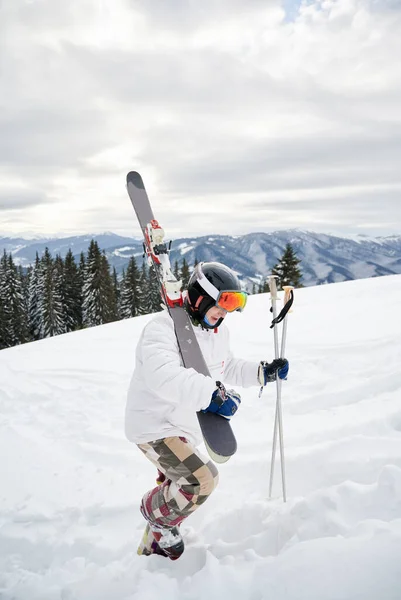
[258,359,289,385]
[202,382,241,420]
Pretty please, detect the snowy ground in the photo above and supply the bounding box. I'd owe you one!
[1,275,401,600]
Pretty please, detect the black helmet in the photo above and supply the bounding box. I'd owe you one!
[185,261,246,329]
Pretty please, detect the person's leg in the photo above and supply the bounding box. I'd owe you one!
[137,436,219,529]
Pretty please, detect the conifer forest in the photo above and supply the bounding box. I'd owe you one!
[0,240,301,350]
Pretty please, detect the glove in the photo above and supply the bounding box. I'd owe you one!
[258,359,289,385]
[202,382,241,420]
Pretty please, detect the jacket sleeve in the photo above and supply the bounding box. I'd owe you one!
[140,315,216,412]
[222,327,259,388]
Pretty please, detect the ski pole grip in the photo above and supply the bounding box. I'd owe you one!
[268,275,278,300]
[270,288,294,328]
[282,286,294,311]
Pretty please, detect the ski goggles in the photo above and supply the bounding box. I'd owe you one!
[196,263,248,312]
[215,290,248,313]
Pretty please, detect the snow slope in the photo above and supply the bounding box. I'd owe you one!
[1,276,401,600]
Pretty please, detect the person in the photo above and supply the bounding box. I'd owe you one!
[125,261,289,560]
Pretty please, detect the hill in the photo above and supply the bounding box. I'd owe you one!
[1,275,401,598]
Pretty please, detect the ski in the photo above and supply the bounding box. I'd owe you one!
[126,171,237,463]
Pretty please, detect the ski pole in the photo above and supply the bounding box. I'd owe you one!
[268,282,294,502]
[267,276,284,501]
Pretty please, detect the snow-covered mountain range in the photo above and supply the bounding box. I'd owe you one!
[2,230,401,288]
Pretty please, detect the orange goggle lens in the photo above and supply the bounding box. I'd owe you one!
[216,291,248,312]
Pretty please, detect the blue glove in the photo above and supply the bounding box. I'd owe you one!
[202,382,241,420]
[258,359,289,385]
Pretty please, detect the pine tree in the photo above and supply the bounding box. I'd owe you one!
[101,252,118,322]
[78,251,86,322]
[82,241,117,327]
[173,260,180,280]
[82,241,103,326]
[63,249,82,331]
[0,251,10,349]
[0,252,29,348]
[272,243,303,289]
[18,265,29,317]
[148,265,162,313]
[112,267,120,319]
[39,247,65,338]
[28,253,42,341]
[120,256,141,318]
[54,254,65,324]
[78,252,86,288]
[4,254,29,346]
[180,258,191,289]
[137,262,150,315]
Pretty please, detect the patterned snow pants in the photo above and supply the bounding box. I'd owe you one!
[137,436,219,528]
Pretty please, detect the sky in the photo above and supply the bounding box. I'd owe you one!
[1,0,401,240]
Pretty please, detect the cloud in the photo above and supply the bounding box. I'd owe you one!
[0,189,51,210]
[0,109,112,170]
[0,0,400,237]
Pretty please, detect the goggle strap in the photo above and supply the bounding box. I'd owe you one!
[196,264,219,300]
[194,295,203,309]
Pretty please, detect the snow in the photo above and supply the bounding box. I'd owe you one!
[248,241,268,274]
[336,233,389,245]
[176,242,196,256]
[311,261,332,281]
[113,246,135,254]
[1,275,401,599]
[9,245,28,255]
[111,247,143,259]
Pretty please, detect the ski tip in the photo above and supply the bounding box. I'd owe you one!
[126,171,145,189]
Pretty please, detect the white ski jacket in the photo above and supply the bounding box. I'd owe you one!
[125,309,259,447]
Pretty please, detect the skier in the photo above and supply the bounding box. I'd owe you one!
[125,261,289,560]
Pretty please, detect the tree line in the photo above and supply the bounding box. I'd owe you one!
[0,241,301,350]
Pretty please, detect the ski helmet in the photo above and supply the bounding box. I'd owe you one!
[185,261,247,329]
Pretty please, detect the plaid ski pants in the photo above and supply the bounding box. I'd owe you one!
[137,436,219,528]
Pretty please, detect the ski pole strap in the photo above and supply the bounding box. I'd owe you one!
[270,290,294,328]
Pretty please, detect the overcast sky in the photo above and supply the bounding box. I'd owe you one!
[1,0,401,240]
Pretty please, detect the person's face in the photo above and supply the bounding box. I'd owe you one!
[205,305,227,325]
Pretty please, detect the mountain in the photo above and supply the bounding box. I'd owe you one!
[0,232,139,266]
[1,275,401,598]
[2,230,401,289]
